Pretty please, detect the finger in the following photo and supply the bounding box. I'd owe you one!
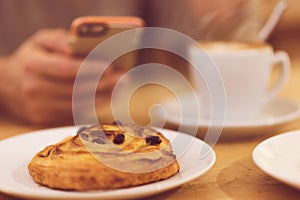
[72,62,124,94]
[29,74,116,101]
[26,49,117,80]
[22,74,75,99]
[25,48,83,79]
[23,74,114,100]
[73,70,123,97]
[97,71,123,92]
[31,28,69,54]
[76,59,114,78]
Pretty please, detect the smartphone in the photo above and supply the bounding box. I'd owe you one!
[68,16,144,68]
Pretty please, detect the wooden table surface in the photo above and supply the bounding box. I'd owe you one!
[1,55,300,200]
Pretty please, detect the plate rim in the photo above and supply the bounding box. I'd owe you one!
[252,129,300,189]
[0,126,216,200]
[167,98,300,127]
[161,96,300,129]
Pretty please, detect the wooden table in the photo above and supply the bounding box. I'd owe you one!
[1,58,300,200]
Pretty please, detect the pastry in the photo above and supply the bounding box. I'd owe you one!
[28,121,180,191]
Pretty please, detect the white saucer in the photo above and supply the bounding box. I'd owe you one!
[154,94,300,138]
[0,126,215,200]
[253,130,300,190]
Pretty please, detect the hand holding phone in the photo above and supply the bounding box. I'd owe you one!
[68,16,144,57]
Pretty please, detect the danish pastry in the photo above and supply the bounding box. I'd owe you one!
[28,121,180,191]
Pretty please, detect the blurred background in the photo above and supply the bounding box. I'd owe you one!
[269,0,300,61]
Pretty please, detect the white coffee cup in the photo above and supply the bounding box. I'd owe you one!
[189,41,290,121]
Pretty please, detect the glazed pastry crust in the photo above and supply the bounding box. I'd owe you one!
[28,122,180,191]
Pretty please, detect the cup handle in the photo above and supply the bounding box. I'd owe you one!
[265,50,290,102]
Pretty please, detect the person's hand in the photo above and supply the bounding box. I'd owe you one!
[0,28,121,125]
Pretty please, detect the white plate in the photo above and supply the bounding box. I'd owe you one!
[155,94,300,138]
[0,126,215,200]
[252,130,300,190]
